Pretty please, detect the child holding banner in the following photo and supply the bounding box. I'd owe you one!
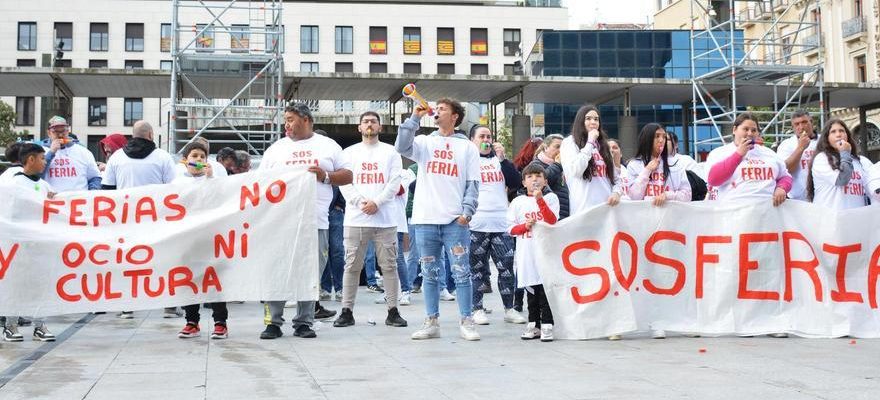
[3,143,56,342]
[508,163,559,342]
[806,119,872,210]
[173,141,228,339]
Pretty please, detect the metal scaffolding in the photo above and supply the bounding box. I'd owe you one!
[689,0,824,157]
[169,0,284,155]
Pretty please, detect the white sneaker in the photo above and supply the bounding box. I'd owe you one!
[163,307,182,318]
[117,311,134,319]
[768,333,789,338]
[333,291,342,302]
[284,300,296,308]
[472,309,490,325]
[319,290,331,301]
[411,317,440,340]
[398,291,411,306]
[540,324,554,342]
[439,289,456,301]
[503,308,527,324]
[521,322,540,340]
[374,295,387,304]
[608,335,622,341]
[459,317,481,341]
[651,329,667,339]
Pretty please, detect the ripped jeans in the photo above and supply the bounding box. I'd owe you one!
[414,222,473,318]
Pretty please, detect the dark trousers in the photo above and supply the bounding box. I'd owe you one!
[526,284,553,327]
[183,303,228,325]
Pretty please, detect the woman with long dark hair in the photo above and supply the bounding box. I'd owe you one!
[806,119,871,209]
[626,123,691,207]
[559,104,623,214]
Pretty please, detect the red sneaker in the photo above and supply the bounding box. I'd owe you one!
[178,323,200,338]
[211,323,228,340]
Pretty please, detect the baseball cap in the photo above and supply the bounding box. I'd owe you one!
[285,102,314,122]
[48,116,68,129]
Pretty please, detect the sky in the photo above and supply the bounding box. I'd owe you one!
[564,0,656,28]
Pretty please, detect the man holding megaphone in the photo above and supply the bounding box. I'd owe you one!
[396,98,482,341]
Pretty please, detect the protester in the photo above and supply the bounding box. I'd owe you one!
[806,119,871,210]
[393,166,417,306]
[216,147,252,175]
[333,111,407,328]
[322,186,346,301]
[530,134,569,219]
[666,133,698,172]
[0,142,25,181]
[467,124,527,325]
[513,137,543,172]
[97,133,128,172]
[560,104,624,214]
[172,141,229,339]
[396,98,482,341]
[173,137,227,178]
[508,163,559,342]
[3,143,56,342]
[870,161,880,204]
[41,116,102,192]
[258,103,351,339]
[777,110,819,201]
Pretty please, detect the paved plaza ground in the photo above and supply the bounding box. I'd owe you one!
[1,286,878,400]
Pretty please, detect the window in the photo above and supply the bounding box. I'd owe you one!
[18,22,37,51]
[55,22,73,51]
[196,24,214,52]
[17,59,36,67]
[811,9,821,34]
[503,28,521,56]
[88,98,107,126]
[369,63,388,73]
[471,28,488,56]
[403,27,421,55]
[856,55,867,83]
[437,63,455,74]
[504,63,516,75]
[89,59,108,68]
[471,64,489,75]
[335,62,353,73]
[125,23,144,51]
[124,60,143,69]
[231,25,250,53]
[437,28,455,55]
[15,97,35,125]
[781,37,792,63]
[404,63,421,74]
[160,23,172,52]
[369,27,387,54]
[160,60,172,71]
[90,23,109,51]
[55,60,72,68]
[335,101,354,112]
[855,0,863,17]
[124,98,143,126]
[300,25,318,53]
[300,62,319,72]
[335,26,352,54]
[266,24,284,53]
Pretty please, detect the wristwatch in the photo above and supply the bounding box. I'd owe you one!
[462,215,472,222]
[322,173,331,185]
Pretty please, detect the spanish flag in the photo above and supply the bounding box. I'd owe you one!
[370,40,386,54]
[471,40,487,55]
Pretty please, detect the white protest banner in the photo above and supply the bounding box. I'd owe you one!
[533,200,880,339]
[0,168,318,317]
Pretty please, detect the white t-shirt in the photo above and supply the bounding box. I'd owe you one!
[0,166,23,183]
[260,134,350,230]
[868,161,880,204]
[102,148,178,189]
[43,144,101,192]
[395,168,417,233]
[616,166,631,200]
[470,155,510,232]
[171,173,211,185]
[507,193,559,288]
[339,141,402,229]
[11,173,54,198]
[409,133,481,225]
[810,152,870,210]
[776,134,818,201]
[174,159,228,178]
[625,159,690,201]
[560,136,622,214]
[705,143,791,201]
[669,153,698,172]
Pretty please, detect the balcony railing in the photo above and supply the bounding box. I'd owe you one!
[803,33,823,52]
[842,16,867,39]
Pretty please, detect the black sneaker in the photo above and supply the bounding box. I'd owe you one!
[17,317,32,327]
[366,285,385,293]
[314,303,337,320]
[477,283,493,294]
[333,308,355,327]
[385,307,408,327]
[259,324,283,340]
[293,325,317,338]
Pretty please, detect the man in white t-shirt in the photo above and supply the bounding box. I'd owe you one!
[467,124,527,326]
[776,110,818,200]
[333,111,408,329]
[396,98,482,341]
[101,120,179,319]
[258,103,353,340]
[41,116,102,192]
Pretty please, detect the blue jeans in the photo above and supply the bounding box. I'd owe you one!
[406,221,453,291]
[322,207,345,293]
[397,232,411,292]
[414,222,473,318]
